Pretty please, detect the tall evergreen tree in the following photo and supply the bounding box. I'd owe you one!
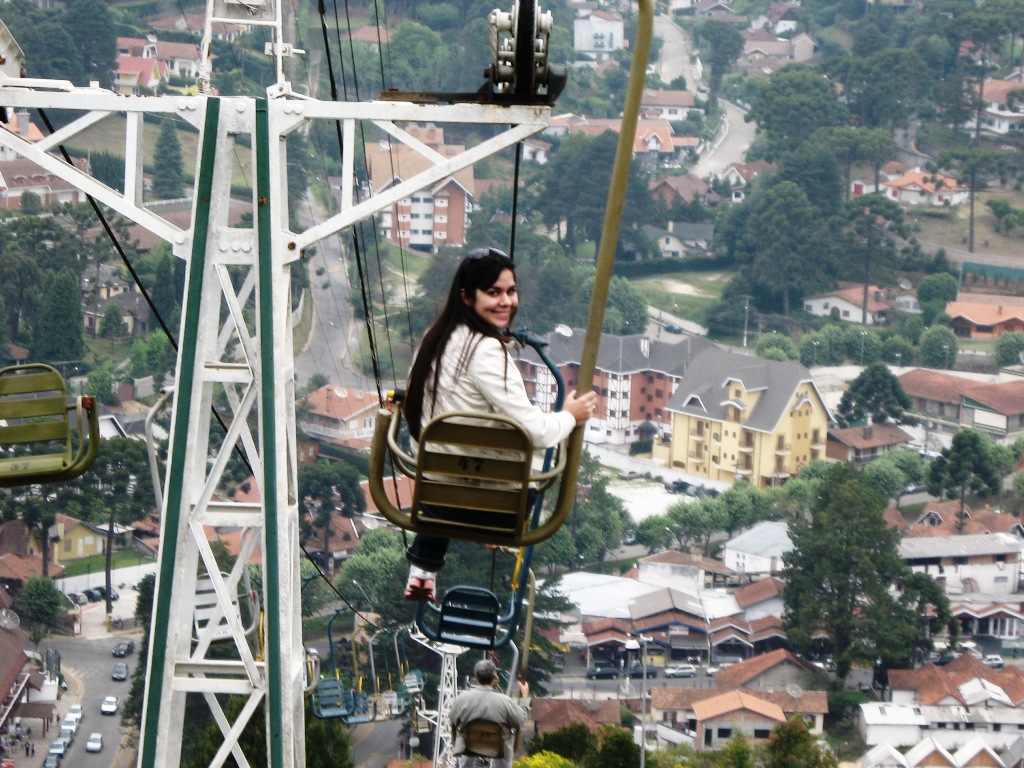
[835,362,913,427]
[32,268,84,362]
[65,0,116,87]
[152,120,187,200]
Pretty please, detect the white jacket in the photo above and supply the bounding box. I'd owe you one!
[419,324,575,449]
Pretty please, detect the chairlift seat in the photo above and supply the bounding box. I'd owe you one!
[432,586,502,649]
[311,679,353,719]
[369,407,573,548]
[457,719,514,760]
[0,364,99,488]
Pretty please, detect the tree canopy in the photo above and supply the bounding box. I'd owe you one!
[784,462,949,678]
[835,362,913,427]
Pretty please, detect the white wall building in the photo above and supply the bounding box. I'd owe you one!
[899,533,1024,598]
[573,10,625,62]
[722,522,792,575]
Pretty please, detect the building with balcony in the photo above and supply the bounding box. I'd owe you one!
[655,348,831,488]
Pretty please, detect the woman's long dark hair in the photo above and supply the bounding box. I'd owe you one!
[404,249,517,440]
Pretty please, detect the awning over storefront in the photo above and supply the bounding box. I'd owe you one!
[12,701,55,720]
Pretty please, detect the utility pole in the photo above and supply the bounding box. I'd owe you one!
[742,295,750,348]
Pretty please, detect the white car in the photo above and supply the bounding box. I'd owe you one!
[66,704,84,724]
[664,664,698,678]
[61,715,79,735]
[48,738,69,756]
[86,732,103,752]
[984,654,1005,669]
[100,695,118,715]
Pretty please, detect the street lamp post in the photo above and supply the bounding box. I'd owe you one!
[626,636,650,768]
[859,330,868,365]
[943,344,951,369]
[811,340,819,367]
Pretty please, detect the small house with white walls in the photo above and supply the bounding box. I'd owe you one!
[722,522,792,576]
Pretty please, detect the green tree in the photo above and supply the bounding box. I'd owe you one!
[721,732,757,768]
[919,325,957,369]
[15,575,64,628]
[299,459,366,565]
[527,722,597,762]
[746,64,849,157]
[65,0,116,86]
[86,367,116,405]
[20,190,42,214]
[151,253,178,325]
[516,752,577,768]
[995,331,1024,367]
[764,717,837,768]
[90,151,125,192]
[757,332,799,361]
[784,463,920,678]
[696,21,744,92]
[100,305,126,340]
[582,724,639,768]
[915,273,959,305]
[152,120,187,200]
[835,362,913,427]
[742,181,827,315]
[939,147,1006,254]
[928,429,1002,532]
[32,267,85,362]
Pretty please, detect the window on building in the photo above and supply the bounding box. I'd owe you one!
[754,730,770,739]
[717,729,732,739]
[435,198,448,207]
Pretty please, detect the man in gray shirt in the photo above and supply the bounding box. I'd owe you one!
[450,659,530,768]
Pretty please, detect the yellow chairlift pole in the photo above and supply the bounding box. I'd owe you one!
[560,0,654,504]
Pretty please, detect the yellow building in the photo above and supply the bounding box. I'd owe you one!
[653,348,832,488]
[30,514,133,565]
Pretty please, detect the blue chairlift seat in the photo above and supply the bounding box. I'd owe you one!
[341,690,375,724]
[311,679,353,719]
[416,586,509,650]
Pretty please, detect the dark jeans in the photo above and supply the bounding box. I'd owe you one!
[406,491,537,572]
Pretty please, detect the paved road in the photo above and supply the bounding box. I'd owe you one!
[293,191,376,392]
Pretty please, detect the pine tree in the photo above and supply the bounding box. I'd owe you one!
[32,268,84,362]
[152,120,186,200]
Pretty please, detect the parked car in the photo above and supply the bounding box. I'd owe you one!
[664,664,698,678]
[61,715,79,735]
[705,663,732,676]
[42,755,61,768]
[65,704,83,724]
[65,592,86,605]
[586,665,620,679]
[112,662,129,681]
[85,732,103,753]
[984,654,1005,669]
[59,726,75,745]
[902,482,926,495]
[82,588,102,602]
[665,324,684,334]
[48,739,69,756]
[112,640,135,657]
[629,665,658,678]
[94,585,120,601]
[618,470,643,481]
[100,695,118,715]
[664,479,690,494]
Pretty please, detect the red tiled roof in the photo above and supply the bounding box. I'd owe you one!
[898,368,976,405]
[640,550,735,576]
[828,422,913,450]
[651,685,829,715]
[733,577,784,608]
[301,385,380,421]
[714,649,818,687]
[0,553,64,581]
[903,500,1023,538]
[692,690,786,721]
[531,699,621,735]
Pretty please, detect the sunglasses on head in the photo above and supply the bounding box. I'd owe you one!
[467,247,510,260]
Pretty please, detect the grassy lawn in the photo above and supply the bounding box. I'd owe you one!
[61,549,155,578]
[636,268,735,321]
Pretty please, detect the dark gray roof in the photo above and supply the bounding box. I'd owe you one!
[670,222,716,243]
[514,329,717,378]
[665,347,821,434]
